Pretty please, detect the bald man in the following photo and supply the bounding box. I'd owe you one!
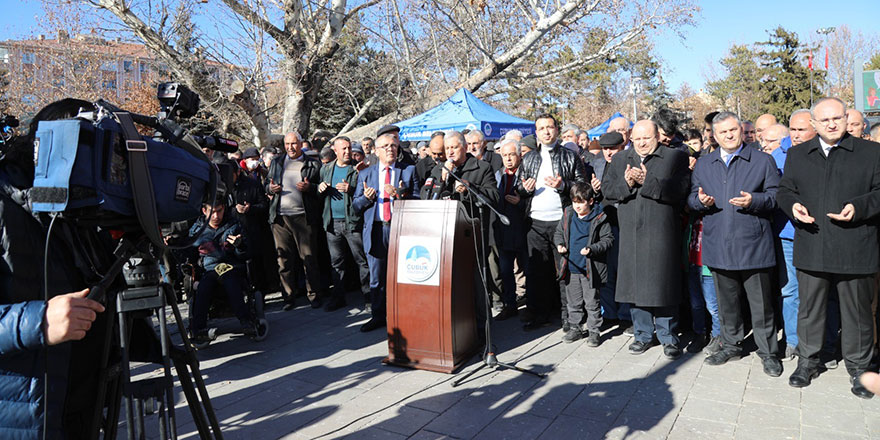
[777,97,880,398]
[602,120,690,359]
[846,109,866,139]
[789,109,816,146]
[761,124,789,154]
[754,114,778,144]
[607,117,632,148]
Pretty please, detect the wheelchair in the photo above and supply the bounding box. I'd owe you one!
[176,252,269,348]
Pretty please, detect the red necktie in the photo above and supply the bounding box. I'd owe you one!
[383,167,392,222]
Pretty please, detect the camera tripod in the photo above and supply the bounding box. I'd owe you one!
[88,237,223,440]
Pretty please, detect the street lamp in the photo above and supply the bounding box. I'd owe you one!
[630,76,642,120]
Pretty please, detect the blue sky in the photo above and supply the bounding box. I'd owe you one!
[2,0,878,92]
[655,0,879,92]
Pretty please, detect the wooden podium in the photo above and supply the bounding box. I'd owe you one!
[383,200,479,373]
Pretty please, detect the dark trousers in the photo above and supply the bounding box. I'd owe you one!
[272,214,324,303]
[499,247,529,309]
[796,270,875,374]
[367,222,391,320]
[487,243,503,305]
[191,268,250,331]
[525,219,561,319]
[711,268,779,358]
[631,305,679,345]
[326,220,370,300]
[564,273,602,332]
[599,225,631,322]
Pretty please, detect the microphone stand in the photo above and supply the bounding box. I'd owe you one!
[442,167,545,386]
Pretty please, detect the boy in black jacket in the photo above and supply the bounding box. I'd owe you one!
[554,183,614,345]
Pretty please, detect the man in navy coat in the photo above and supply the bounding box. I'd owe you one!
[689,112,782,377]
[352,125,418,332]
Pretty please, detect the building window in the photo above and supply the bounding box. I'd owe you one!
[0,48,9,64]
[101,60,117,72]
[123,60,133,72]
[103,79,117,90]
[21,52,35,64]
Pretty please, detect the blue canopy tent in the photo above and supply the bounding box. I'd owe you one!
[586,112,632,139]
[396,89,535,141]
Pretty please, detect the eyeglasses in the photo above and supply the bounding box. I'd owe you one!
[813,115,846,127]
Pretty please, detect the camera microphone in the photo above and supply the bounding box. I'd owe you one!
[192,135,240,153]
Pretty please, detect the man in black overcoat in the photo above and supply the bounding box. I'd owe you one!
[601,120,690,359]
[776,97,880,398]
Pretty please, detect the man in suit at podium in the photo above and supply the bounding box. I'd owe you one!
[353,125,419,332]
[420,131,498,217]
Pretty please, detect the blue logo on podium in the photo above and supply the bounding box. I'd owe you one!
[404,245,438,282]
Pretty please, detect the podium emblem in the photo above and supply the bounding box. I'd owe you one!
[397,236,441,286]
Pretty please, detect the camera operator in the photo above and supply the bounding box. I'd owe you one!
[0,99,114,438]
[228,159,276,295]
[187,199,264,347]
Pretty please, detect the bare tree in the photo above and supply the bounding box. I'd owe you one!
[808,25,880,106]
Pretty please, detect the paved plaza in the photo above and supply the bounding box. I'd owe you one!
[133,292,880,439]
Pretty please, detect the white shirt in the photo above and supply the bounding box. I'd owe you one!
[375,162,397,222]
[818,137,838,157]
[529,145,563,222]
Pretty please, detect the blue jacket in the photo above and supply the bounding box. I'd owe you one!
[188,216,248,271]
[770,137,795,240]
[352,162,418,257]
[688,144,780,270]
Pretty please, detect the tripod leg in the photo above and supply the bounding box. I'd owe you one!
[158,288,177,439]
[165,287,224,439]
[118,307,136,440]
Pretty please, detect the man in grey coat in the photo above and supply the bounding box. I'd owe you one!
[601,120,690,359]
[689,112,782,376]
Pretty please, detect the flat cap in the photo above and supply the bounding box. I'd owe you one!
[242,147,260,158]
[520,134,537,150]
[377,124,401,138]
[599,132,624,147]
[351,143,365,154]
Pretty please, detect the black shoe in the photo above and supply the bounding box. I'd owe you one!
[562,327,582,343]
[586,331,601,347]
[282,299,296,311]
[663,344,682,360]
[762,357,783,377]
[704,347,742,366]
[622,323,634,336]
[851,373,875,399]
[494,306,518,321]
[310,297,323,309]
[518,307,535,323]
[523,315,549,331]
[687,334,708,354]
[562,321,571,333]
[190,328,217,350]
[629,340,652,355]
[324,297,347,312]
[360,318,386,332]
[789,364,819,388]
[240,319,257,337]
[704,335,722,355]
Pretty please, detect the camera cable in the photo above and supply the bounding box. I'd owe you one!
[42,212,59,440]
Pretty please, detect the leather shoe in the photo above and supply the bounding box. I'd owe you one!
[562,321,571,333]
[324,297,347,312]
[359,318,386,332]
[704,348,742,366]
[310,297,323,309]
[762,357,783,377]
[788,364,819,388]
[282,300,296,312]
[494,306,517,321]
[663,344,682,360]
[523,315,549,331]
[628,340,652,355]
[851,373,875,399]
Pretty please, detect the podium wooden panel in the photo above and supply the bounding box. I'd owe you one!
[383,200,478,373]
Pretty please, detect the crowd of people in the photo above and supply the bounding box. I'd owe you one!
[207,97,880,401]
[5,94,880,438]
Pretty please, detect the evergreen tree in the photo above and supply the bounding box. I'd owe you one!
[867,53,880,71]
[706,44,765,121]
[758,27,824,121]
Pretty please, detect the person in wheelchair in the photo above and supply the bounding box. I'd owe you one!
[188,199,267,348]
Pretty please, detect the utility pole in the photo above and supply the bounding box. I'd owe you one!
[815,27,836,106]
[630,76,641,120]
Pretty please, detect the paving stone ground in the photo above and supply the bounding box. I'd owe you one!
[128,291,880,439]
